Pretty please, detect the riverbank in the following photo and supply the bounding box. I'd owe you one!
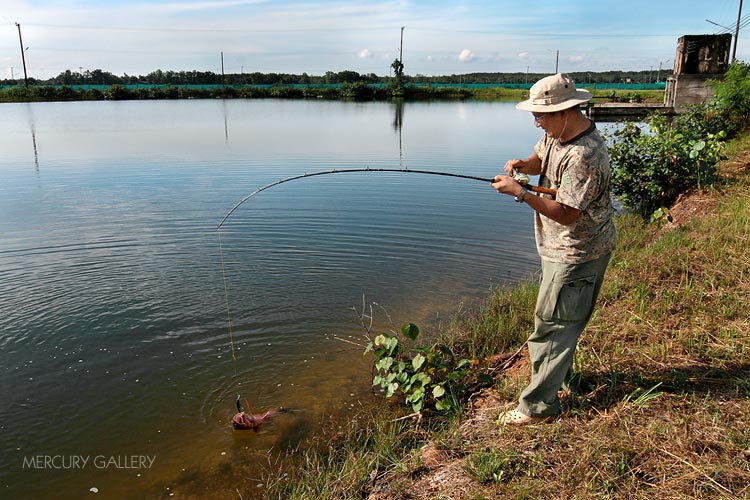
[251,134,750,499]
[0,83,664,104]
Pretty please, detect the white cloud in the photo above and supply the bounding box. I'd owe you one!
[358,49,372,58]
[458,49,474,62]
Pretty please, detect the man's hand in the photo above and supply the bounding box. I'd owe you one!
[491,174,523,197]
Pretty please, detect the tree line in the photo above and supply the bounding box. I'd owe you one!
[0,68,671,87]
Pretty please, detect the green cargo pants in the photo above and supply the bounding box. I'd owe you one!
[517,253,612,418]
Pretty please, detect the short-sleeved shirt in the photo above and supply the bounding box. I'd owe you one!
[533,121,616,264]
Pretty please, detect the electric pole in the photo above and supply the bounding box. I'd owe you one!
[400,26,404,67]
[15,22,29,88]
[732,0,743,61]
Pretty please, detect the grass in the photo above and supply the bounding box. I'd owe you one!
[251,134,750,499]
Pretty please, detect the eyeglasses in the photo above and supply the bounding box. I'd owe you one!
[532,113,552,124]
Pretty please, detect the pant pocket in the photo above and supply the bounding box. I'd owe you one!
[547,276,596,321]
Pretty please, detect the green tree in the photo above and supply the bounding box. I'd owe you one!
[708,60,750,136]
[391,58,404,81]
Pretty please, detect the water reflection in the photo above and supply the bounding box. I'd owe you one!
[392,99,404,132]
[393,100,405,166]
[25,102,40,171]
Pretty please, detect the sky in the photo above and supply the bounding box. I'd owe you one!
[1,0,749,80]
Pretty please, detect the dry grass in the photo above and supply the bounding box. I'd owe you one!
[253,136,750,500]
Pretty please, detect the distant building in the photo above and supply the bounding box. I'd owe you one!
[665,34,732,110]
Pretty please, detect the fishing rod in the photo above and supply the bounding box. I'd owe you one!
[216,167,556,228]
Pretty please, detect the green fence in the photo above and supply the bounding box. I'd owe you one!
[0,82,667,91]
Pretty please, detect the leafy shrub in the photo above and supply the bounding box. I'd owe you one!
[365,323,473,414]
[103,84,128,100]
[339,81,374,100]
[607,110,726,219]
[84,88,103,100]
[708,60,750,136]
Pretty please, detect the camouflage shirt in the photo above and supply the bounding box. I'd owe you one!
[533,121,617,263]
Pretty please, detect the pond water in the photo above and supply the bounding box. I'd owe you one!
[1,98,552,498]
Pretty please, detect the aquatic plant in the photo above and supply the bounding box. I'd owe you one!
[365,322,472,414]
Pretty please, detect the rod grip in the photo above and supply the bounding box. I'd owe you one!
[530,186,557,196]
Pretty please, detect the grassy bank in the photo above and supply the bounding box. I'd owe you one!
[0,83,662,104]
[254,134,750,499]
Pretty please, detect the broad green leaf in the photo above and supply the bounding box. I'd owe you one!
[435,399,451,411]
[401,323,420,340]
[385,382,399,397]
[410,372,431,386]
[432,385,445,398]
[412,387,425,401]
[375,357,393,371]
[384,336,399,355]
[412,353,425,371]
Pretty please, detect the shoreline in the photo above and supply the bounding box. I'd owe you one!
[0,83,664,105]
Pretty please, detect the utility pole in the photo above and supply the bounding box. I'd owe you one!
[555,50,559,73]
[15,22,29,88]
[220,51,225,85]
[732,0,743,61]
[400,26,404,67]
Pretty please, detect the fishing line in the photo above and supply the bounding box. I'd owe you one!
[217,229,238,362]
[215,166,556,362]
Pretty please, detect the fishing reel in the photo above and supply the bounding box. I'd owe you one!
[512,169,530,186]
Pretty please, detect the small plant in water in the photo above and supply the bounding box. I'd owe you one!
[364,322,473,414]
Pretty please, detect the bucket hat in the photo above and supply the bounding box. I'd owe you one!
[516,73,592,112]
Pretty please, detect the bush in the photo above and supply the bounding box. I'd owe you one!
[608,110,726,219]
[366,323,473,414]
[339,81,374,100]
[708,60,750,136]
[103,84,128,100]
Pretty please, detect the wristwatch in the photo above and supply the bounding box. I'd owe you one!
[515,187,528,203]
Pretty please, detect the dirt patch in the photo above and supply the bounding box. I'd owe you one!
[662,146,750,230]
[663,189,717,229]
[720,146,750,179]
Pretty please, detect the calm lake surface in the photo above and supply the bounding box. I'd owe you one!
[1,98,550,498]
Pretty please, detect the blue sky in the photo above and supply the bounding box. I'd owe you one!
[1,0,748,80]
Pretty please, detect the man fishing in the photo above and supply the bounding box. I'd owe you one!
[491,73,616,425]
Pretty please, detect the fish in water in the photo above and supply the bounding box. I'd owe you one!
[232,395,282,431]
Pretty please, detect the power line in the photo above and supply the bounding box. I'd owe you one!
[22,21,683,39]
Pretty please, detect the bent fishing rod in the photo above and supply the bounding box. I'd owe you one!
[217,167,556,228]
